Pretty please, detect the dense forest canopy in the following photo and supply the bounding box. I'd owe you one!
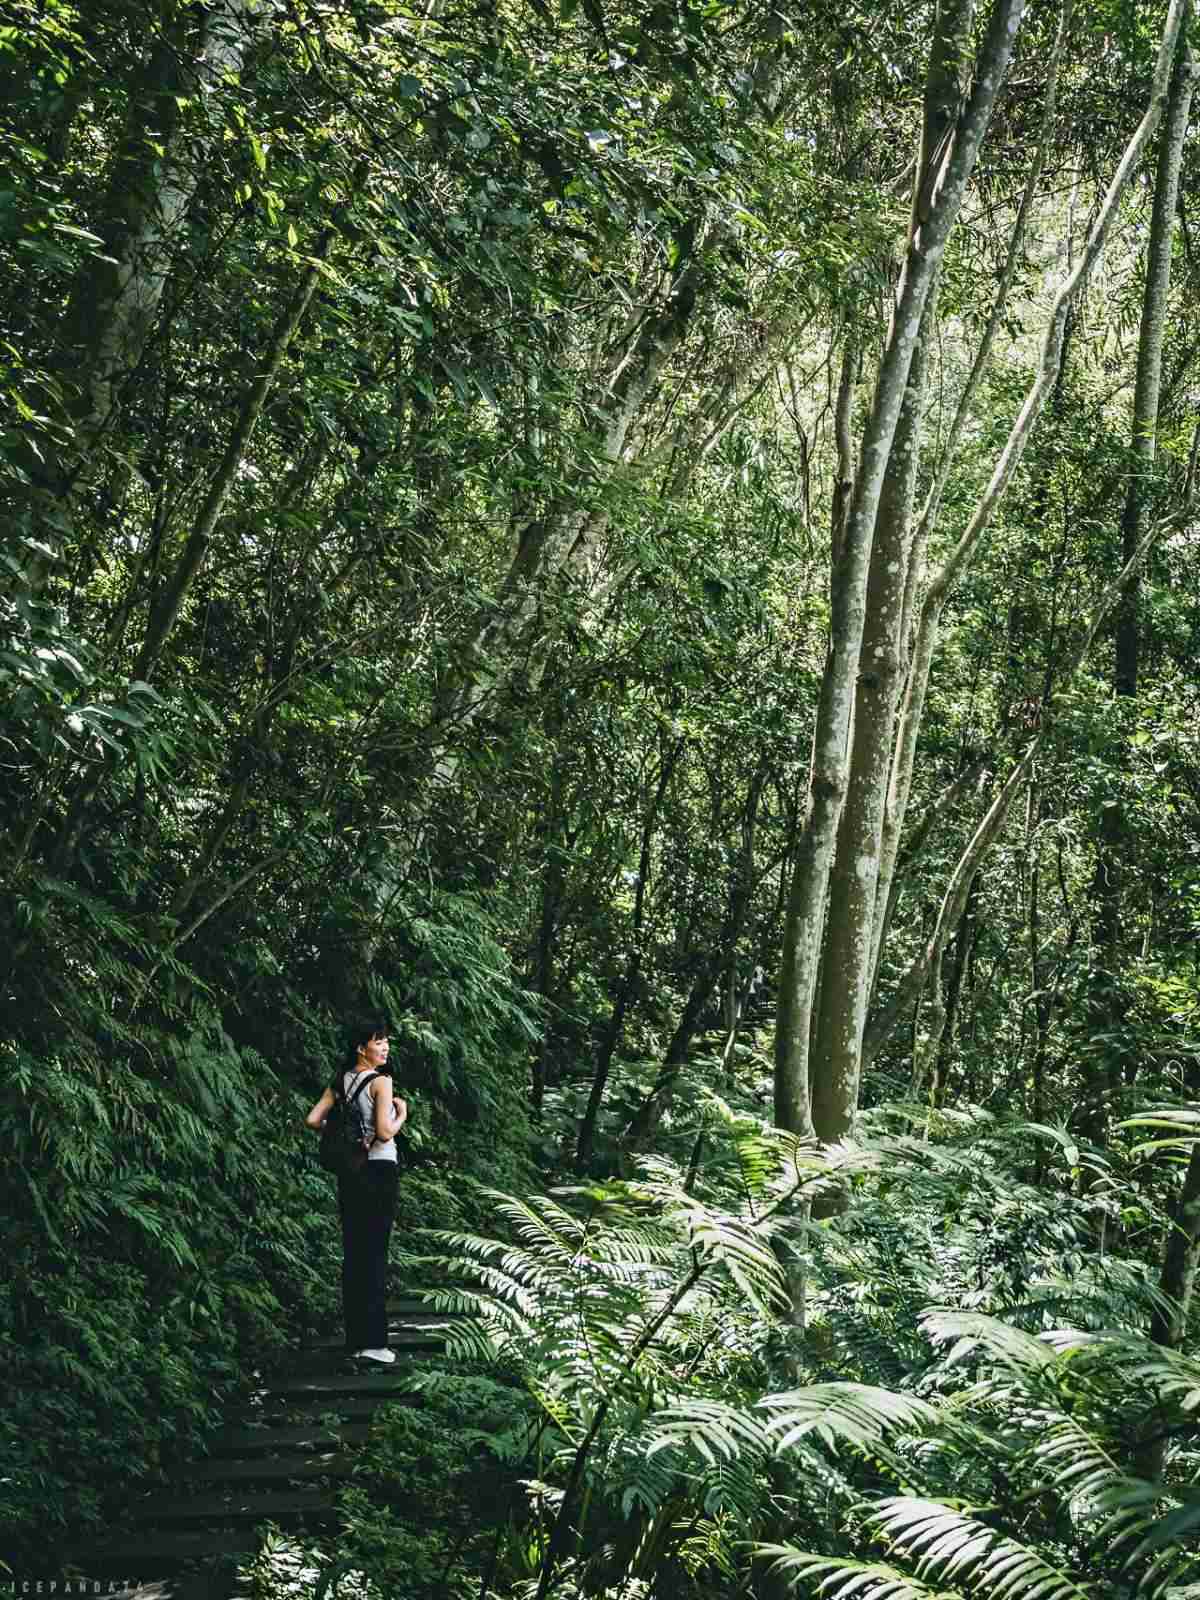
[4,0,1200,1592]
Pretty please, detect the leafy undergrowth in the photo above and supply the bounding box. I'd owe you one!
[238,1100,1200,1600]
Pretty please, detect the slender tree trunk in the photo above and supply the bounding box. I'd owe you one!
[811,307,935,1140]
[877,0,1069,969]
[859,0,1189,1072]
[620,964,717,1161]
[911,944,946,1115]
[1025,782,1051,1183]
[773,0,1029,1143]
[44,242,329,872]
[883,0,1182,946]
[930,872,976,1106]
[531,801,567,1119]
[865,415,1200,1067]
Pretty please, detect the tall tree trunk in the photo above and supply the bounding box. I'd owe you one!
[859,0,1189,1073]
[874,0,1066,966]
[810,309,935,1140]
[775,0,1028,1142]
[622,957,722,1156]
[531,711,570,1117]
[1025,782,1051,1184]
[930,872,977,1108]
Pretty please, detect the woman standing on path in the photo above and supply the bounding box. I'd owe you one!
[305,1018,407,1364]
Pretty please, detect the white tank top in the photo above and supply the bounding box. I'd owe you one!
[343,1069,397,1163]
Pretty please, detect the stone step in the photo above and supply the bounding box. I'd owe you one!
[386,1296,458,1313]
[262,1372,420,1400]
[256,1394,415,1421]
[172,1451,354,1484]
[383,1304,462,1320]
[299,1324,454,1355]
[209,1420,373,1455]
[69,1531,259,1571]
[131,1489,338,1525]
[283,1348,433,1381]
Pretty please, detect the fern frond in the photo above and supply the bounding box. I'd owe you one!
[754,1545,936,1600]
[760,1384,937,1454]
[868,1497,1093,1600]
[438,1317,500,1363]
[674,1199,788,1312]
[645,1398,771,1465]
[920,1310,1057,1373]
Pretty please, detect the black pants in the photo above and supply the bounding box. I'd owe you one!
[337,1162,398,1351]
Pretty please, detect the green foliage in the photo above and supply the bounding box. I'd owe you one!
[311,1372,539,1599]
[404,1111,1200,1600]
[0,869,539,1554]
[236,1529,380,1600]
[3,0,1200,1584]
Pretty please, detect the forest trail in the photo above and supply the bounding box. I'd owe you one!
[71,1298,462,1599]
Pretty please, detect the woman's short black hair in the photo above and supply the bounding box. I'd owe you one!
[342,1016,392,1072]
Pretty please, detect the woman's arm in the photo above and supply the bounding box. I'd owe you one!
[305,1087,335,1130]
[371,1075,407,1140]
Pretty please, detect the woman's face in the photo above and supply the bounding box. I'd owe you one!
[359,1033,390,1069]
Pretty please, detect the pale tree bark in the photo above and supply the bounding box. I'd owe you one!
[859,0,1190,1082]
[774,0,1030,1142]
[878,0,1071,964]
[808,36,963,1099]
[810,304,936,1140]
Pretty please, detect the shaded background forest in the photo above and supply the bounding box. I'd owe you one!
[4,0,1200,1592]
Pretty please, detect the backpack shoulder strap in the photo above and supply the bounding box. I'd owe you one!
[346,1071,384,1145]
[333,1069,382,1103]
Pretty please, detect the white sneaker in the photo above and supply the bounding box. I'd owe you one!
[356,1347,395,1364]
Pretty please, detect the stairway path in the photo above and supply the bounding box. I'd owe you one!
[68,1297,461,1598]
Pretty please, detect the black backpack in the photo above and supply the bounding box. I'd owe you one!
[318,1071,382,1177]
